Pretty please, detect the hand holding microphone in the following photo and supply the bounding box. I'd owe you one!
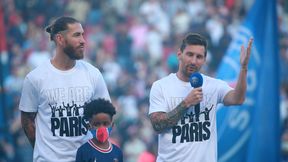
[183,72,203,108]
[190,72,203,121]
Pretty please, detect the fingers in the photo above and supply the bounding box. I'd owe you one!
[248,38,254,47]
[245,38,253,61]
[240,38,253,67]
[247,38,253,54]
[192,87,203,103]
[240,45,245,56]
[184,87,203,107]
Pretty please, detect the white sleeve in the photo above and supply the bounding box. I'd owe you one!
[217,79,233,103]
[149,81,168,115]
[19,76,39,112]
[93,69,111,101]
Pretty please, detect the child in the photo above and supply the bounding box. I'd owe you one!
[76,99,123,162]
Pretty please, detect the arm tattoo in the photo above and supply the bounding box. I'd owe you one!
[21,111,37,148]
[149,101,188,133]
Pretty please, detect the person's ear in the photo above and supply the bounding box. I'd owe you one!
[55,33,64,46]
[177,49,182,58]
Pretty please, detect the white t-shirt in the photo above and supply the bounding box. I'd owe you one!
[19,60,110,162]
[149,73,232,162]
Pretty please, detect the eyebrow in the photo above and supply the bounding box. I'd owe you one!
[186,51,204,56]
[72,30,84,36]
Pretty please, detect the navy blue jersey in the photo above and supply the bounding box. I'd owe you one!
[76,140,123,162]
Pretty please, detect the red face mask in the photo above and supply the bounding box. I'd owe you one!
[90,126,112,143]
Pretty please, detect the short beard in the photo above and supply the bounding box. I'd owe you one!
[63,44,83,60]
[184,65,198,77]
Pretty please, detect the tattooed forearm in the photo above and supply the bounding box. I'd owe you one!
[21,111,37,148]
[149,101,188,133]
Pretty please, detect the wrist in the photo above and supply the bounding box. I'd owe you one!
[241,66,248,71]
[181,100,190,108]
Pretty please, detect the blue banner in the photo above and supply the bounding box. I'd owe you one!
[216,0,280,161]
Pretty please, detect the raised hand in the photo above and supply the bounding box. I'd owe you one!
[240,38,253,69]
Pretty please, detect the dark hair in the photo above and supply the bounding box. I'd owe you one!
[180,33,208,56]
[45,16,79,41]
[84,98,116,120]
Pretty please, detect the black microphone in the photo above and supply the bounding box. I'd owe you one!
[189,72,203,122]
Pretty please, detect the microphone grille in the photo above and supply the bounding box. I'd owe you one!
[189,72,203,88]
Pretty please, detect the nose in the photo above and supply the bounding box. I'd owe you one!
[190,55,197,64]
[80,35,86,44]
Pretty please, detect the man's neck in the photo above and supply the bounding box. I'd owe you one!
[51,53,76,71]
[176,71,189,82]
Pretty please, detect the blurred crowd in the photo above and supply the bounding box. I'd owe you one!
[0,0,288,162]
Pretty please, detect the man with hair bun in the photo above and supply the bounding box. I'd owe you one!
[19,16,110,162]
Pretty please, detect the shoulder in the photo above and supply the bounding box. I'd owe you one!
[76,142,91,161]
[152,73,175,86]
[112,144,123,153]
[202,74,227,85]
[77,60,102,73]
[25,60,50,81]
[77,60,98,69]
[77,142,91,152]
